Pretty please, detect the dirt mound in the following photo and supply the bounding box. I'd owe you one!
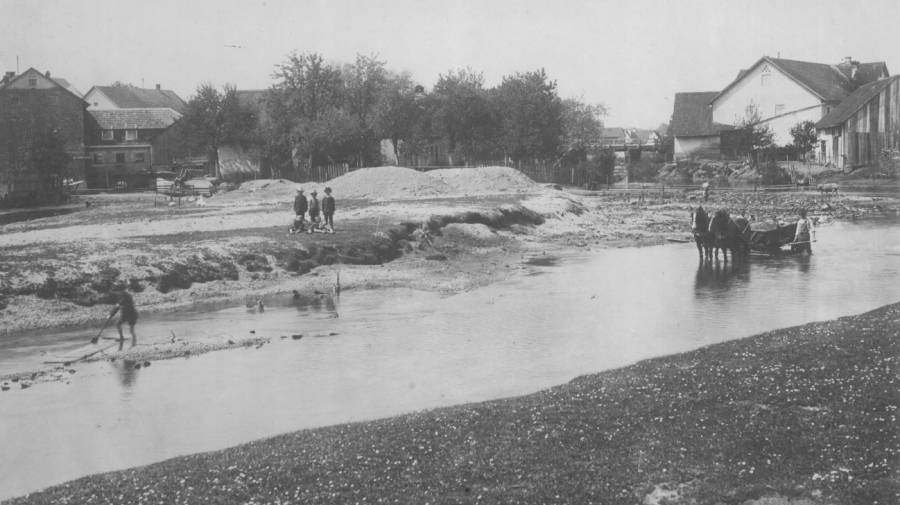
[313,166,451,200]
[221,179,298,202]
[427,166,538,195]
[222,166,539,203]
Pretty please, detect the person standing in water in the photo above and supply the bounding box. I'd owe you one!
[792,208,813,255]
[110,290,138,347]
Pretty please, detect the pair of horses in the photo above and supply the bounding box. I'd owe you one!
[690,206,749,262]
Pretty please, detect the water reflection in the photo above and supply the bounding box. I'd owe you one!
[694,261,750,293]
[112,360,139,392]
[290,292,339,316]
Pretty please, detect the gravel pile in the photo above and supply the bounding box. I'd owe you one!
[427,166,538,195]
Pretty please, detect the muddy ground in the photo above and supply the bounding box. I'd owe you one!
[1,183,897,341]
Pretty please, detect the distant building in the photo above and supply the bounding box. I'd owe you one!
[816,75,900,168]
[710,56,888,145]
[671,91,732,160]
[84,108,182,188]
[0,68,88,203]
[84,84,187,113]
[672,55,892,163]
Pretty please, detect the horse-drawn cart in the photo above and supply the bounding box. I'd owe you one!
[743,222,807,256]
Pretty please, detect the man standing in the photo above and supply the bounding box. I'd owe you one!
[322,187,336,233]
[290,188,308,234]
[111,290,138,347]
[792,209,813,255]
[308,190,321,233]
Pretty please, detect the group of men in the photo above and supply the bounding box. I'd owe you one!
[290,187,336,234]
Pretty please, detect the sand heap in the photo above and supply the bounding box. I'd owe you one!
[318,166,452,200]
[223,166,541,202]
[426,166,538,195]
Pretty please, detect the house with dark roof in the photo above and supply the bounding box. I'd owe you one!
[671,91,734,159]
[815,75,900,168]
[710,56,888,146]
[84,84,187,113]
[84,107,183,188]
[0,68,88,203]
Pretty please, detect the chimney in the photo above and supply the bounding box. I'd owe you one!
[45,70,51,78]
[155,83,161,90]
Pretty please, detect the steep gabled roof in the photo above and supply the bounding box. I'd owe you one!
[816,76,898,129]
[712,56,889,106]
[671,91,733,137]
[88,108,182,130]
[0,67,87,103]
[90,85,187,112]
[51,78,83,98]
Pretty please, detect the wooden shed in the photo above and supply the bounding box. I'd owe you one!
[816,75,900,169]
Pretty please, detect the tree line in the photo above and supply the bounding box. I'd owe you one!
[175,52,609,181]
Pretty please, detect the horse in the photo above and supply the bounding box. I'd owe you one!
[708,209,749,262]
[690,206,713,260]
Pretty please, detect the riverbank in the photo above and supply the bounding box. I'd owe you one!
[8,301,898,504]
[2,170,897,339]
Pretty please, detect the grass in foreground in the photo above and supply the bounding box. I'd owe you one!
[8,305,899,505]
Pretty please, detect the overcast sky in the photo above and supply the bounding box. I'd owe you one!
[2,0,898,128]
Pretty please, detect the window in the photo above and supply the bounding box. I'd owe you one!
[125,130,137,141]
[133,151,146,162]
[92,152,104,164]
[745,103,759,118]
[760,73,770,86]
[101,130,114,141]
[774,104,785,115]
[28,78,37,87]
[115,152,126,163]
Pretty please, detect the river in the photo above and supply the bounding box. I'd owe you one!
[1,218,899,500]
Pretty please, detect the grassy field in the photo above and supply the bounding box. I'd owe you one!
[9,303,898,505]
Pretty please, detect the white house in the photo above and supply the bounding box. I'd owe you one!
[710,56,888,145]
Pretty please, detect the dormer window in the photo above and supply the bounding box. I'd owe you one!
[101,130,114,141]
[125,130,138,141]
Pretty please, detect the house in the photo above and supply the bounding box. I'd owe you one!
[671,91,733,160]
[84,108,182,188]
[0,68,88,203]
[84,84,187,113]
[710,56,889,145]
[815,75,900,169]
[599,127,627,146]
[627,129,661,146]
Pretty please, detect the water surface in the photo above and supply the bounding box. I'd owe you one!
[1,218,898,499]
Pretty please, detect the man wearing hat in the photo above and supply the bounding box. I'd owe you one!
[322,187,336,233]
[307,189,321,233]
[290,188,308,234]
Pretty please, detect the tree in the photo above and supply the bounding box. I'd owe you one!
[559,97,606,165]
[178,83,258,177]
[494,69,563,162]
[790,120,817,161]
[430,68,499,163]
[372,72,426,163]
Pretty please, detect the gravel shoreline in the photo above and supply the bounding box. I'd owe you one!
[7,302,898,504]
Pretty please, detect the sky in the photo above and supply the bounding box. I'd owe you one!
[2,0,898,129]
